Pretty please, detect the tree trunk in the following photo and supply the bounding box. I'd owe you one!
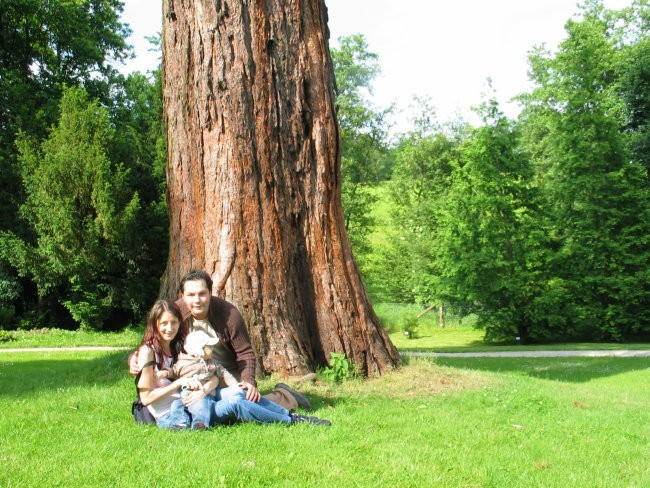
[160,0,399,377]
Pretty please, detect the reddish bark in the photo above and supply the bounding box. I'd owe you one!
[161,0,399,376]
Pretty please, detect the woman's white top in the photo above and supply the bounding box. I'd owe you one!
[146,354,180,419]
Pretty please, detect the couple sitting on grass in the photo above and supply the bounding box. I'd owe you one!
[132,269,331,429]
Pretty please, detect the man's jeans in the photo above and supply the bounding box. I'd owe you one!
[208,386,292,425]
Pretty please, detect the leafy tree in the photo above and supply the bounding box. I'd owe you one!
[520,1,650,340]
[384,98,462,304]
[331,34,391,265]
[0,0,132,326]
[2,87,148,329]
[434,100,547,341]
[617,12,650,174]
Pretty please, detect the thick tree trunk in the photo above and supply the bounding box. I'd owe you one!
[160,0,399,377]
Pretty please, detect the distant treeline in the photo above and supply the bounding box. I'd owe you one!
[0,1,648,343]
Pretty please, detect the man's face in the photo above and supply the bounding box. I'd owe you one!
[182,279,211,320]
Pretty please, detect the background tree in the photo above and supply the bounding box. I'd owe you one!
[4,87,145,329]
[160,0,399,376]
[0,0,140,328]
[385,98,462,305]
[435,100,547,341]
[617,4,650,175]
[330,34,391,267]
[520,0,650,340]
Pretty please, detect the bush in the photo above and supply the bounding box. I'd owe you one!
[321,352,354,383]
[401,316,420,339]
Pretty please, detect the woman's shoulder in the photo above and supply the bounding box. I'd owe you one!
[137,344,155,367]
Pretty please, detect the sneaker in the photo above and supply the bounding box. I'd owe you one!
[275,383,313,411]
[192,422,207,430]
[290,413,331,426]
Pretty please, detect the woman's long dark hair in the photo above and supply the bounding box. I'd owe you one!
[139,300,187,366]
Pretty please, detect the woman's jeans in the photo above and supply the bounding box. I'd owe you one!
[156,398,191,429]
[204,386,292,425]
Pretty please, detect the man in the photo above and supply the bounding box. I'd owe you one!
[131,270,312,412]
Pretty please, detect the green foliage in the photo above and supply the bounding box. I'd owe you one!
[0,0,158,330]
[435,99,551,342]
[368,2,650,343]
[321,352,354,383]
[519,1,650,340]
[1,86,158,330]
[383,99,465,304]
[400,316,420,340]
[331,35,392,268]
[0,330,16,342]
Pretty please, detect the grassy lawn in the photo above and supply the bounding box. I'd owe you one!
[0,327,141,349]
[1,350,648,487]
[389,327,650,352]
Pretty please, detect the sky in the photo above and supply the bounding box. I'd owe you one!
[119,0,633,132]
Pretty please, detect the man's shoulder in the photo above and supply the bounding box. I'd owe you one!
[210,295,232,306]
[208,296,244,332]
[209,296,240,315]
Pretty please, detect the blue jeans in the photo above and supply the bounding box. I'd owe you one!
[209,386,292,425]
[156,399,190,429]
[179,390,213,428]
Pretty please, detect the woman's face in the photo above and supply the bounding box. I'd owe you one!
[157,311,180,344]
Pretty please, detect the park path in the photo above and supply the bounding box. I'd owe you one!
[1,346,649,357]
[0,346,132,353]
[402,350,650,358]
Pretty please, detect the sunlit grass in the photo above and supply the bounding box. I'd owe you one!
[0,327,142,349]
[1,351,648,487]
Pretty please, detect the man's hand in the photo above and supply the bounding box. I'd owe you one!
[128,351,140,376]
[240,381,261,403]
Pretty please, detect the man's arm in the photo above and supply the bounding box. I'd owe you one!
[128,350,140,376]
[222,302,258,386]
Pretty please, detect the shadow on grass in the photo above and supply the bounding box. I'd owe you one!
[0,351,337,414]
[426,355,650,383]
[0,350,132,398]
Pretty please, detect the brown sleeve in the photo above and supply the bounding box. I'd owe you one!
[212,298,258,386]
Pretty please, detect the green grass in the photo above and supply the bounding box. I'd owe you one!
[390,328,650,353]
[0,350,648,487]
[0,327,142,349]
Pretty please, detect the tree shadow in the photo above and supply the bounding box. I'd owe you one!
[428,355,650,383]
[0,350,132,398]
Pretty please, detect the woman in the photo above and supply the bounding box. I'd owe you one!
[136,300,209,429]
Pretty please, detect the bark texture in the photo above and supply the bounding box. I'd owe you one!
[161,0,399,376]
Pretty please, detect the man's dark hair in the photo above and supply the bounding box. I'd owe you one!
[179,269,213,294]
